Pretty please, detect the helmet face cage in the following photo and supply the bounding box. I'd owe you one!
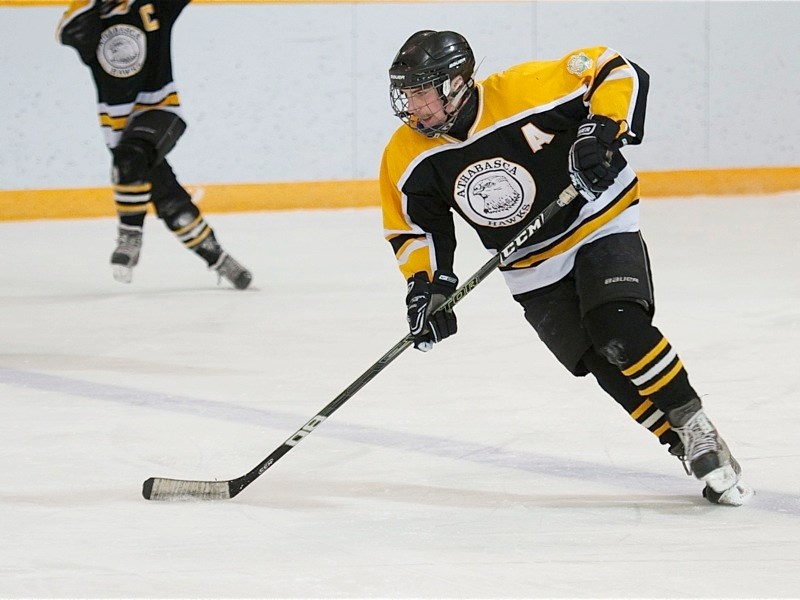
[390,74,468,137]
[388,30,475,137]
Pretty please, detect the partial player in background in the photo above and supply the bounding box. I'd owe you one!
[380,30,753,505]
[57,0,252,289]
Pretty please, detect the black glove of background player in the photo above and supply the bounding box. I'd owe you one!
[406,271,458,352]
[100,1,127,17]
[568,115,622,201]
[58,6,101,64]
[59,1,125,64]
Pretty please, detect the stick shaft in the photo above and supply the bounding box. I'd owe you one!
[142,185,578,501]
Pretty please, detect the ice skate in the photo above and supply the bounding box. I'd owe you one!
[211,252,252,290]
[665,436,693,475]
[668,398,754,506]
[702,460,754,506]
[110,224,143,283]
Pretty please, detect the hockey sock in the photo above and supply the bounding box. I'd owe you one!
[583,301,699,414]
[581,348,681,452]
[163,206,221,265]
[114,182,150,226]
[119,212,146,228]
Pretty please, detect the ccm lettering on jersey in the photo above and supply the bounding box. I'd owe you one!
[500,212,548,260]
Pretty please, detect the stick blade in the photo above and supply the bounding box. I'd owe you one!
[142,477,231,501]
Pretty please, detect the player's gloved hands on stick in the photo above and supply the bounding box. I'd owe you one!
[568,115,622,201]
[406,270,459,352]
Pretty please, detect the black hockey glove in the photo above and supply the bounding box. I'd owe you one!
[59,7,102,64]
[100,1,126,17]
[568,115,623,201]
[406,271,459,352]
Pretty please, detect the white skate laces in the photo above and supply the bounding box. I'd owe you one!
[679,409,725,467]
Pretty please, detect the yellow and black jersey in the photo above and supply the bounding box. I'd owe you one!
[57,0,190,149]
[380,46,649,299]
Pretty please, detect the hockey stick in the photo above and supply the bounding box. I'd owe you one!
[142,184,579,501]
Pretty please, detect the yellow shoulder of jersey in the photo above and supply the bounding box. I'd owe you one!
[381,46,621,194]
[475,46,617,130]
[382,123,452,189]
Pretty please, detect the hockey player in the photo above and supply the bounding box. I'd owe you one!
[380,30,753,505]
[57,0,252,289]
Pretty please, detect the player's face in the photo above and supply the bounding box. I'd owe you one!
[403,86,448,130]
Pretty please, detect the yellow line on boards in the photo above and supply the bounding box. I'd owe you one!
[0,180,380,221]
[642,167,800,197]
[1,167,799,221]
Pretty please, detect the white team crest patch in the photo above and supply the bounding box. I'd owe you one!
[97,24,146,78]
[453,158,535,228]
[567,52,593,76]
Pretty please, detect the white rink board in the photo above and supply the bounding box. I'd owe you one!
[1,1,799,189]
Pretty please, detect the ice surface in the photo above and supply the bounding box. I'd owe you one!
[1,194,799,597]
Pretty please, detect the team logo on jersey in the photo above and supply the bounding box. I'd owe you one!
[97,24,146,78]
[453,158,535,228]
[567,53,593,76]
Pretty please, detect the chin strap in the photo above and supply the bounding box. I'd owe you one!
[444,84,478,139]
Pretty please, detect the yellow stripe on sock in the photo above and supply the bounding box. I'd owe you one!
[113,182,152,194]
[622,337,669,377]
[174,215,203,236]
[638,359,684,396]
[630,399,653,420]
[115,205,148,214]
[185,226,211,248]
[653,421,672,437]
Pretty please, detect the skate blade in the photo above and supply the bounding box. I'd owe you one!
[112,265,134,283]
[705,479,755,506]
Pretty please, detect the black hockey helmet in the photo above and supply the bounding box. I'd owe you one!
[389,30,476,137]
